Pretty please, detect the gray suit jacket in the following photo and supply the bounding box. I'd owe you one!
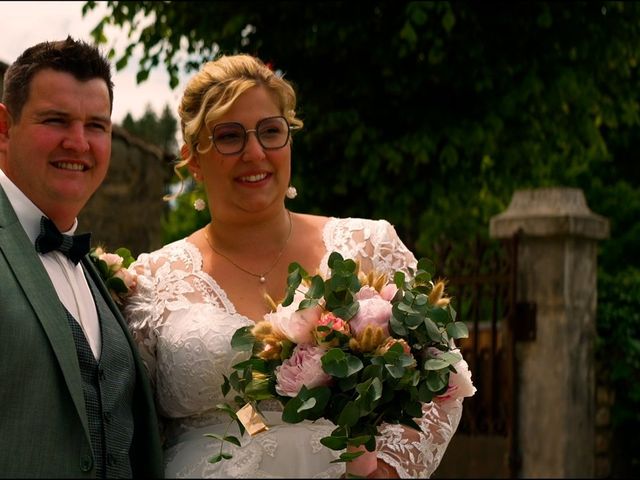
[0,185,163,478]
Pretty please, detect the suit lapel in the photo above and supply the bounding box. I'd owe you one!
[0,186,88,428]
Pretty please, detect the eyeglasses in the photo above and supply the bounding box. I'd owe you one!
[208,115,299,155]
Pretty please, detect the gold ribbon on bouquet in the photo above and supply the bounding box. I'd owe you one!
[236,403,269,436]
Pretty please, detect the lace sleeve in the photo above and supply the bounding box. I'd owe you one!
[376,398,463,478]
[122,253,163,386]
[328,218,466,478]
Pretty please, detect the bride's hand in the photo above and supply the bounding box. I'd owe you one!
[367,458,399,478]
[340,457,399,478]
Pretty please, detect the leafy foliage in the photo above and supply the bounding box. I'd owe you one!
[596,267,640,476]
[121,103,178,154]
[83,1,640,473]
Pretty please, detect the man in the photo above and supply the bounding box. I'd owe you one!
[0,37,163,478]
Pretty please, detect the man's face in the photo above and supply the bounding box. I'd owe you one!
[0,68,112,228]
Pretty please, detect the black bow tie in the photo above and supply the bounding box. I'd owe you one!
[35,216,91,265]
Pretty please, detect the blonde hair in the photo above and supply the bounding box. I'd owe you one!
[167,54,303,200]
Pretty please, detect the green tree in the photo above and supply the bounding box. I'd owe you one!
[84,2,640,475]
[84,1,640,257]
[121,103,178,154]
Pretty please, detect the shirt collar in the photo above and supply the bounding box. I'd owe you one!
[0,168,78,245]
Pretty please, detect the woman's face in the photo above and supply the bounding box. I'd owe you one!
[193,85,291,220]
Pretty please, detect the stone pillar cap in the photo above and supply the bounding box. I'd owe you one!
[490,187,610,240]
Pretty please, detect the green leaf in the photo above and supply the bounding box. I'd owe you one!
[446,321,469,339]
[282,386,331,423]
[337,401,360,427]
[215,403,237,417]
[417,257,435,276]
[230,326,255,351]
[430,307,450,325]
[106,277,128,294]
[386,364,406,378]
[390,313,408,336]
[332,301,359,321]
[307,275,325,299]
[114,247,135,267]
[297,397,317,413]
[355,377,383,411]
[327,251,345,269]
[203,433,241,447]
[322,349,363,378]
[424,357,451,370]
[423,317,443,342]
[426,370,449,392]
[320,433,348,451]
[394,271,406,288]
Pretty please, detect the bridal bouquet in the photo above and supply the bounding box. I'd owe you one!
[89,246,137,305]
[214,252,475,473]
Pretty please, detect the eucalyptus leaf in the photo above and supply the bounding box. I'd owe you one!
[337,401,360,427]
[424,357,451,370]
[426,370,449,392]
[307,275,325,299]
[430,307,450,325]
[320,434,348,451]
[423,317,443,342]
[297,397,317,413]
[230,326,255,351]
[446,321,469,339]
[417,258,435,277]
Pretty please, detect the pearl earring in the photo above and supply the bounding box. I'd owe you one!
[286,186,298,199]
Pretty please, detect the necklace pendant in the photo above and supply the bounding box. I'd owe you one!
[259,276,266,284]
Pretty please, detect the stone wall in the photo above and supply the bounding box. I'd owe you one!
[79,125,174,257]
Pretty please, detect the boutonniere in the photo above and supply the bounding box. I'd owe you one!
[89,246,137,306]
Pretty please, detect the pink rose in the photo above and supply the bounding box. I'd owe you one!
[264,289,322,345]
[99,252,125,274]
[349,288,392,337]
[314,312,351,347]
[275,344,332,397]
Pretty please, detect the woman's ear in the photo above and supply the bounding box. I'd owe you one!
[182,144,202,181]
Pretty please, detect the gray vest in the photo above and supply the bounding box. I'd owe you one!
[64,268,136,478]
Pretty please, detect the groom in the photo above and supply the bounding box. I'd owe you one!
[0,37,162,477]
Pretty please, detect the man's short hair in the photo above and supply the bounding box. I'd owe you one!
[2,36,113,120]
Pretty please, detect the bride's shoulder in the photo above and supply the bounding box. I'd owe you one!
[323,216,396,237]
[132,237,199,274]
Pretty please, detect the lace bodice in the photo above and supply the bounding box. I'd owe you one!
[124,217,462,478]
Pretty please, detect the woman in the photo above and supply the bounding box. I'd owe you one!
[124,54,467,478]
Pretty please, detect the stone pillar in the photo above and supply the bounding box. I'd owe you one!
[490,187,609,478]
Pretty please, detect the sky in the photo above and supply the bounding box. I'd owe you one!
[0,1,187,125]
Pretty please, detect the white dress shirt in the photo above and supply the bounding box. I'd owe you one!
[0,169,101,359]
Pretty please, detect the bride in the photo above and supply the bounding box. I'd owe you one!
[124,54,470,478]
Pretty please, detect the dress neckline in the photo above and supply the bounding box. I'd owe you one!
[179,217,340,324]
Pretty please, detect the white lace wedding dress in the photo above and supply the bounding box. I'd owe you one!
[124,217,463,478]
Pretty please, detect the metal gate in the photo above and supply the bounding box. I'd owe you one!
[432,233,520,478]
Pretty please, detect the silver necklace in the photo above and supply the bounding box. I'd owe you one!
[204,210,293,284]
